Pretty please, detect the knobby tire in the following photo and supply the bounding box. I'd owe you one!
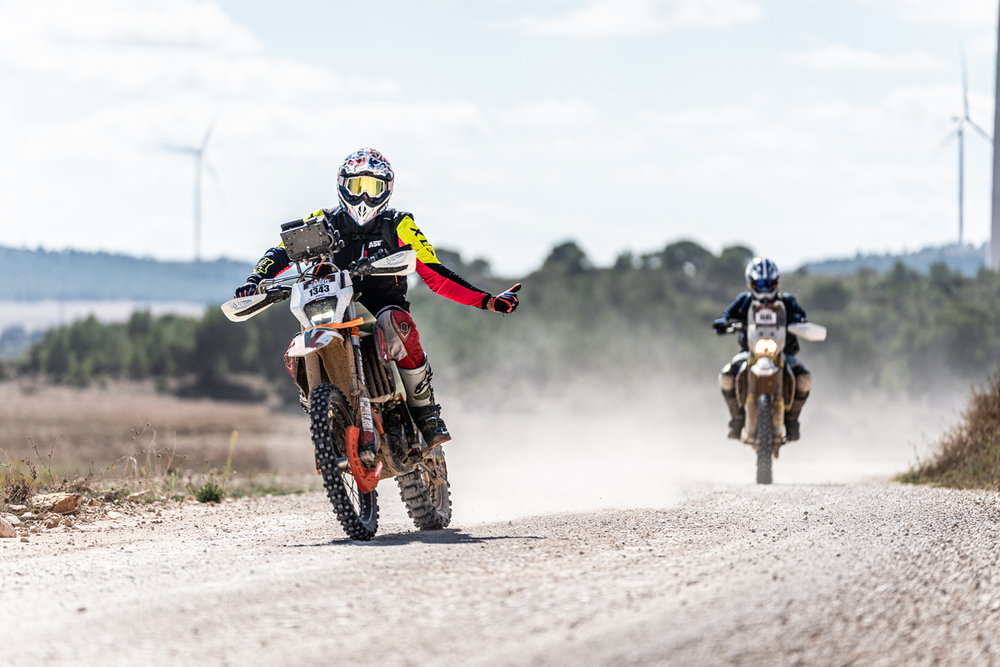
[756,393,773,485]
[396,452,452,530]
[310,383,379,540]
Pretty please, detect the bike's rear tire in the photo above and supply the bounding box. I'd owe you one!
[397,450,452,530]
[309,383,379,540]
[756,393,773,485]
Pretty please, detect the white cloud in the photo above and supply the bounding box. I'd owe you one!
[861,0,997,26]
[640,105,816,151]
[516,0,761,37]
[641,106,758,128]
[499,99,597,130]
[780,45,940,72]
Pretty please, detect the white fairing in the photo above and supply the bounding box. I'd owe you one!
[787,322,827,342]
[747,300,786,354]
[368,249,417,276]
[290,272,354,329]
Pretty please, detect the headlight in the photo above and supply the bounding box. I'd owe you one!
[754,338,778,357]
[304,297,338,325]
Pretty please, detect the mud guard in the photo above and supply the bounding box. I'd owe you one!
[345,425,382,493]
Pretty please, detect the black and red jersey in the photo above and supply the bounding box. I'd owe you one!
[245,207,491,314]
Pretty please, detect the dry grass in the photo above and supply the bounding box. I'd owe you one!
[900,370,1000,489]
[0,379,319,509]
[0,380,312,473]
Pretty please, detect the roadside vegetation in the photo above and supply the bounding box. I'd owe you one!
[1,426,318,516]
[900,369,1000,490]
[4,238,1000,493]
[7,239,1000,404]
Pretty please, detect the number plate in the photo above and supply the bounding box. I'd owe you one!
[303,278,334,304]
[755,309,777,325]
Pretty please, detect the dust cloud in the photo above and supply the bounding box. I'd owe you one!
[0,370,970,528]
[435,378,968,524]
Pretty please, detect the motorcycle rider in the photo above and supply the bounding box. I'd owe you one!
[712,257,811,441]
[234,148,519,459]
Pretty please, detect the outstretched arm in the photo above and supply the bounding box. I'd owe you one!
[395,216,500,310]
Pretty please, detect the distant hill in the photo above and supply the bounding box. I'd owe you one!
[2,246,253,302]
[799,244,987,278]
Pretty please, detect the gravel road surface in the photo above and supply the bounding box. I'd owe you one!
[3,482,999,667]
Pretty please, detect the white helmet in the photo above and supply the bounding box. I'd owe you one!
[745,257,780,301]
[336,147,394,226]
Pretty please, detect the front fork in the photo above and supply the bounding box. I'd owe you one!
[742,354,786,444]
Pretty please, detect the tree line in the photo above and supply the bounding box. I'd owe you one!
[7,240,1000,402]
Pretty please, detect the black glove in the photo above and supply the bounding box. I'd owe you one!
[487,283,521,314]
[712,319,728,335]
[234,281,259,299]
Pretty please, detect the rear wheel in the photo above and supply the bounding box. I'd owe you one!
[756,394,773,485]
[310,383,379,540]
[397,450,452,530]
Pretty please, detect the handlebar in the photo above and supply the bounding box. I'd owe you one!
[712,320,742,335]
[259,285,291,304]
[347,244,413,278]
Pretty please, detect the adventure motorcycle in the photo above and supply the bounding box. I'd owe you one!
[723,300,826,484]
[221,215,450,540]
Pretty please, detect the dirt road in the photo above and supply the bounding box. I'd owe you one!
[3,481,999,667]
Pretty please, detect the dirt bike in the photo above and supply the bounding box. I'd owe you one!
[220,215,450,540]
[723,301,825,484]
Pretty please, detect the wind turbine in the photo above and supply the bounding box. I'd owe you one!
[161,119,218,262]
[941,51,993,247]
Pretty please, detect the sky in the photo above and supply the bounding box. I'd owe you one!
[0,0,998,276]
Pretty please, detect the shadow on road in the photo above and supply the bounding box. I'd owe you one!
[287,528,544,548]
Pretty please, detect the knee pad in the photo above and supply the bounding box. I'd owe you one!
[375,306,426,369]
[719,373,735,391]
[796,372,812,394]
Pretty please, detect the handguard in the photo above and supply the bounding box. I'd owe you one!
[787,322,827,342]
[221,287,291,322]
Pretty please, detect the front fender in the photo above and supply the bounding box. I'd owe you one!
[285,329,345,358]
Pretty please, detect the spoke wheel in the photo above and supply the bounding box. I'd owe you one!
[397,449,452,530]
[756,393,773,485]
[310,383,379,540]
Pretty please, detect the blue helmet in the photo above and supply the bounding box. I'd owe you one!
[745,257,779,300]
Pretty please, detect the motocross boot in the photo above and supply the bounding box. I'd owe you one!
[784,391,809,441]
[722,389,744,439]
[398,360,452,447]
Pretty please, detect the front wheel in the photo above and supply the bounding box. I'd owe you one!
[310,383,379,540]
[397,450,452,530]
[756,393,773,485]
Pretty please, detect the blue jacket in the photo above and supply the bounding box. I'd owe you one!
[714,292,808,355]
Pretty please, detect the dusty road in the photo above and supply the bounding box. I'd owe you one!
[3,482,1000,667]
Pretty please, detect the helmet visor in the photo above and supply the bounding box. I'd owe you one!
[344,175,387,197]
[751,277,778,293]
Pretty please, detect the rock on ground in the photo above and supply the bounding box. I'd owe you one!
[30,493,82,515]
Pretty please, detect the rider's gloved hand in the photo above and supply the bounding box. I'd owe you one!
[234,280,260,299]
[487,284,521,314]
[712,319,728,335]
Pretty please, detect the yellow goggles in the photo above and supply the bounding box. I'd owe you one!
[344,175,387,197]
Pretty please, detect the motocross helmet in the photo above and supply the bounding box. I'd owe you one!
[745,257,780,301]
[337,147,394,226]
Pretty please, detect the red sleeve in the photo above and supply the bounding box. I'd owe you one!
[413,257,491,309]
[395,216,490,308]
